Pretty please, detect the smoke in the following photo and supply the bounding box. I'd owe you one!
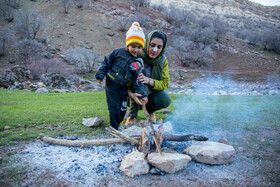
[166,74,280,140]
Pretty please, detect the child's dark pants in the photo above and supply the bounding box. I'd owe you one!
[105,79,127,130]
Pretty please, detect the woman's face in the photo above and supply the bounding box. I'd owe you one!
[148,37,164,59]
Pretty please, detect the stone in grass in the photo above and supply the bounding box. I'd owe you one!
[183,141,236,165]
[119,150,150,177]
[82,117,104,127]
[147,152,191,174]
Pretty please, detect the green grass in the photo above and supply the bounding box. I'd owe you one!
[0,89,175,145]
[1,89,280,146]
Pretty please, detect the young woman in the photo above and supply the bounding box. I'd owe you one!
[126,30,171,124]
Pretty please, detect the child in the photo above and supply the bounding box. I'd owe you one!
[95,22,148,130]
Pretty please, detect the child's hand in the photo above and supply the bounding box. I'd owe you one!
[140,97,148,105]
[97,80,103,87]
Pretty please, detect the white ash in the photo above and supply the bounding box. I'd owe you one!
[17,140,133,185]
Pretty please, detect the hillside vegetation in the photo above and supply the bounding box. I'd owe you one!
[0,0,279,84]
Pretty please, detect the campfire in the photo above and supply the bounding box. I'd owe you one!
[38,104,237,177]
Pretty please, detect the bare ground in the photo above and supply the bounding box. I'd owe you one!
[0,125,279,187]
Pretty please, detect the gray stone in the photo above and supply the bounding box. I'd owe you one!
[35,88,49,93]
[82,117,104,127]
[183,141,236,165]
[147,153,191,174]
[119,150,150,177]
[121,126,143,137]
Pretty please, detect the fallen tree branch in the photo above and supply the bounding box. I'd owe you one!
[38,133,207,148]
[38,134,138,147]
[106,126,139,145]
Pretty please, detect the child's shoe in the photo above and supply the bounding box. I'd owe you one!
[149,113,156,124]
[125,116,136,126]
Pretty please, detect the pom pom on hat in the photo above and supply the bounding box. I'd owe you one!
[126,22,145,48]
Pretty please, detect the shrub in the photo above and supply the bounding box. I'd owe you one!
[0,2,15,22]
[16,39,45,64]
[15,11,44,40]
[60,0,72,14]
[261,29,280,54]
[26,58,74,79]
[213,17,228,41]
[0,28,12,56]
[172,36,215,67]
[66,47,100,73]
[112,17,131,32]
[188,27,216,46]
[131,0,150,7]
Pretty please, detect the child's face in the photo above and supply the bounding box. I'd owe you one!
[127,43,143,57]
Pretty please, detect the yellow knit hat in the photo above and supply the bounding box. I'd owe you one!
[126,22,145,48]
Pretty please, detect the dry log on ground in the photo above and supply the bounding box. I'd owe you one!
[38,133,208,148]
[38,134,139,147]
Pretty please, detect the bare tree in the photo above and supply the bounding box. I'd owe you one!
[261,29,280,54]
[213,17,228,41]
[15,10,44,40]
[112,17,131,32]
[4,0,20,9]
[60,0,72,14]
[131,0,150,8]
[66,47,100,73]
[16,39,45,64]
[73,0,90,9]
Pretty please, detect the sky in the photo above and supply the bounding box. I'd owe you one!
[249,0,280,6]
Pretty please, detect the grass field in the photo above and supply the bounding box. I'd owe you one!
[0,89,175,145]
[1,89,280,146]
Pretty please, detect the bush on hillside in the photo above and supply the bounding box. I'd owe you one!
[172,37,215,67]
[66,47,100,73]
[0,28,12,56]
[73,0,90,9]
[60,0,73,14]
[213,17,228,41]
[112,17,131,32]
[131,0,150,7]
[15,11,44,40]
[16,39,45,64]
[26,58,73,79]
[0,2,15,22]
[4,0,20,9]
[261,29,280,54]
[188,27,216,46]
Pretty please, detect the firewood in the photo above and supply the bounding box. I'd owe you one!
[106,126,139,145]
[142,104,162,155]
[164,135,208,141]
[139,128,150,156]
[38,134,139,147]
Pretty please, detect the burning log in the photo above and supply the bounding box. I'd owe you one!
[139,128,150,156]
[164,135,208,141]
[142,104,162,155]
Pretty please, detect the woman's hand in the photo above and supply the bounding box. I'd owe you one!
[138,73,154,87]
[138,73,149,84]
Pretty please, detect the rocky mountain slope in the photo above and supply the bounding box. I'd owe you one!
[0,0,279,84]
